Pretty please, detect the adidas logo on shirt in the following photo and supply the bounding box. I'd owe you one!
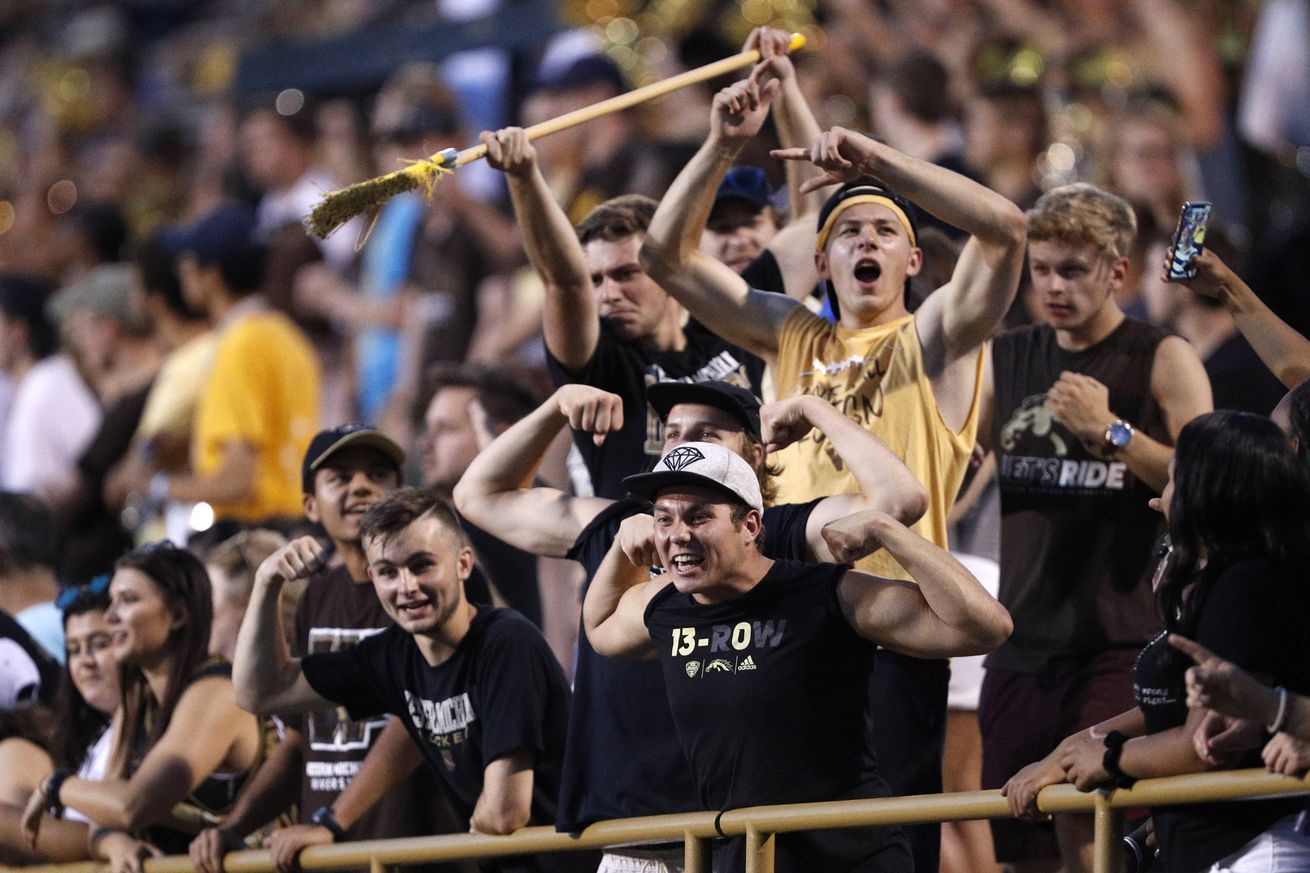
[738,655,756,671]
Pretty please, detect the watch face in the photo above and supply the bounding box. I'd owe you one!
[1107,421,1133,449]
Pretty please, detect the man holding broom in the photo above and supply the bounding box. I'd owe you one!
[477,28,822,501]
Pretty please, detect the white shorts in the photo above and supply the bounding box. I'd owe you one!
[947,554,999,712]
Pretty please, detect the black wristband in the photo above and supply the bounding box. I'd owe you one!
[45,769,71,818]
[310,806,346,841]
[1101,731,1136,788]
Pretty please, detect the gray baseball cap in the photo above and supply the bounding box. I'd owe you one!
[623,441,763,513]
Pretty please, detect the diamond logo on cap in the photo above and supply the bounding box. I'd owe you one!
[661,446,706,472]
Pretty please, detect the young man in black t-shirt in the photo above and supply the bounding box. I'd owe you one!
[191,424,462,873]
[478,127,764,501]
[232,488,590,873]
[582,442,1012,873]
[979,185,1212,873]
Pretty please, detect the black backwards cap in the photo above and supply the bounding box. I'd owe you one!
[645,380,762,441]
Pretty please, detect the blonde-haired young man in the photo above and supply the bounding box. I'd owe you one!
[981,183,1212,873]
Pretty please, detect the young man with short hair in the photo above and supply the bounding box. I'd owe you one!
[583,442,1011,873]
[232,488,588,873]
[191,425,453,873]
[418,361,542,625]
[480,126,764,500]
[986,184,1212,873]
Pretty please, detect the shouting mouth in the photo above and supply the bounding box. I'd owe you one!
[853,259,882,286]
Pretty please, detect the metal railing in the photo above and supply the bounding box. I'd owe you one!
[12,769,1310,873]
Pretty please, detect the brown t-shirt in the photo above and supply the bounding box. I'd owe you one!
[989,319,1170,672]
[293,565,455,848]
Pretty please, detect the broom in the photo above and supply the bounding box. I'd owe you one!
[307,33,806,240]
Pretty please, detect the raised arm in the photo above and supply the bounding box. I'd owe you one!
[233,538,334,715]
[774,127,1028,371]
[641,67,800,364]
[746,28,824,301]
[48,677,258,832]
[1178,249,1310,389]
[760,395,928,562]
[766,46,823,223]
[452,385,621,558]
[581,522,662,659]
[836,511,1011,657]
[481,128,597,372]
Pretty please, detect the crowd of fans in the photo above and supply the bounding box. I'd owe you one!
[2,0,1310,872]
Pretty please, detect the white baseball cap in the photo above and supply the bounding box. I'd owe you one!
[623,441,763,513]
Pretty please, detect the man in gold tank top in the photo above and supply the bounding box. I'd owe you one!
[641,74,1026,576]
[640,61,1027,873]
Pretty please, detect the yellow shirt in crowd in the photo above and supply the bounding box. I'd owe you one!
[192,310,320,523]
[772,308,982,580]
[137,330,220,441]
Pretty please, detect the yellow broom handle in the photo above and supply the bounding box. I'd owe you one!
[450,33,806,168]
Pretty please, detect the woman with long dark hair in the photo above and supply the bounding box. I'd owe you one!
[21,542,263,868]
[1004,411,1310,872]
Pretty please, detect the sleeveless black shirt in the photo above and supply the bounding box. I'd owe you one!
[989,319,1170,672]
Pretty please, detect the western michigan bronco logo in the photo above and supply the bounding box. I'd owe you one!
[1001,395,1068,456]
[999,393,1129,493]
[661,445,706,472]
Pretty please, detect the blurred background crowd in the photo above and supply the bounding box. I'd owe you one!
[1,0,1310,867]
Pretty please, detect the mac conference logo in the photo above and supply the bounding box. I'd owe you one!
[685,661,701,678]
[661,445,705,472]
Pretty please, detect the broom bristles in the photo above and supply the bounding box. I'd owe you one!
[307,154,454,240]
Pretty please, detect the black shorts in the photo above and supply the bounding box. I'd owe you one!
[978,648,1138,862]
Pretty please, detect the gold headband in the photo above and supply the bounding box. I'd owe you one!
[815,194,917,252]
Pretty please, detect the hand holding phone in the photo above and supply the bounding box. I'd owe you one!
[1165,201,1212,281]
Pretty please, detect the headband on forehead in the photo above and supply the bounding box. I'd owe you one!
[815,193,919,252]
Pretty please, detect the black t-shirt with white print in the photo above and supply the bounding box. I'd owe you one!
[546,320,765,499]
[294,564,450,844]
[644,559,911,873]
[301,607,591,873]
[1134,558,1310,873]
[557,495,822,833]
[559,498,701,832]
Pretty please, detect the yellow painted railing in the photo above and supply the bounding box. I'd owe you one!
[11,769,1310,873]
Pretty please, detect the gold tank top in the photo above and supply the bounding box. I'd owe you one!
[772,308,982,580]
